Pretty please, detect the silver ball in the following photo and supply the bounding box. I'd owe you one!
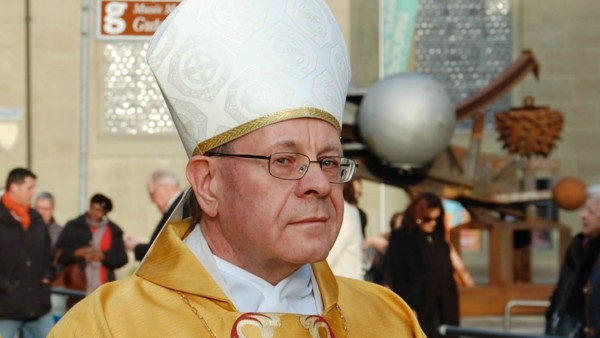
[358,73,456,168]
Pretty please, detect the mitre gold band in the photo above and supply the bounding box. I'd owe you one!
[192,108,341,155]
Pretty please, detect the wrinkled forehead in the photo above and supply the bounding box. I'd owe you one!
[35,198,53,206]
[585,198,600,214]
[229,118,343,152]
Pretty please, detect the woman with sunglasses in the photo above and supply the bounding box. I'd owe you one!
[385,192,459,338]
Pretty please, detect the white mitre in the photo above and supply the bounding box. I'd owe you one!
[147,0,351,156]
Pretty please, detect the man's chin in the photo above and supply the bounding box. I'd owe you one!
[287,249,330,266]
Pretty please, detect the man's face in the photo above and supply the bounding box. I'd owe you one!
[35,198,54,224]
[147,181,167,213]
[207,118,345,275]
[9,176,36,207]
[580,198,600,237]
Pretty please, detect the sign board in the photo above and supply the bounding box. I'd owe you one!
[0,107,21,121]
[97,0,180,40]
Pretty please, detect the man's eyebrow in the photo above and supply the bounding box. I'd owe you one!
[270,140,297,149]
[269,141,342,154]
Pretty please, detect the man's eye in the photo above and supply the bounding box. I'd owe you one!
[273,156,294,165]
[322,158,340,168]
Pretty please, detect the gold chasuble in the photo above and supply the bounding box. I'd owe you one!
[50,220,425,337]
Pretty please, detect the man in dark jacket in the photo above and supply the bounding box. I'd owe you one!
[546,183,600,337]
[0,168,54,337]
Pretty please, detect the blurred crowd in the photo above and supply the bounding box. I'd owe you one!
[4,165,600,337]
[0,167,187,337]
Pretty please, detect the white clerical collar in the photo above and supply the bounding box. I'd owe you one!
[215,256,316,314]
[183,225,323,314]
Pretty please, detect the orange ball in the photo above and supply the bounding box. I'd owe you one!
[553,176,587,210]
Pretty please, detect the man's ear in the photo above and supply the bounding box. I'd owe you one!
[186,155,219,218]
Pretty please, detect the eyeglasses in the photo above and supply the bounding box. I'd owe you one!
[206,152,357,184]
[416,216,436,224]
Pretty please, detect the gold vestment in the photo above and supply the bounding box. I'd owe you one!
[49,220,425,337]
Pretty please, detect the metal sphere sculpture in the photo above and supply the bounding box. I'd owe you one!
[358,73,456,169]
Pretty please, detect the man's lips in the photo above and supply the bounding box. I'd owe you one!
[289,217,328,225]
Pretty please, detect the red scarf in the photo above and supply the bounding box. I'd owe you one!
[2,193,31,229]
[91,225,113,284]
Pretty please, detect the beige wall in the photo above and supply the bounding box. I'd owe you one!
[0,1,28,171]
[514,0,600,227]
[1,0,600,275]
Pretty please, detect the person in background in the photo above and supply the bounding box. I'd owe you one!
[326,177,365,280]
[389,211,405,232]
[547,184,600,337]
[49,0,425,335]
[0,168,54,338]
[54,193,128,301]
[349,177,368,236]
[34,191,68,322]
[364,211,405,284]
[386,192,459,338]
[125,169,186,261]
[441,198,475,287]
[587,187,600,337]
[35,191,63,248]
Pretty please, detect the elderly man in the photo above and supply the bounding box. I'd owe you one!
[546,184,600,336]
[50,0,424,336]
[35,191,63,248]
[0,168,54,338]
[125,169,185,261]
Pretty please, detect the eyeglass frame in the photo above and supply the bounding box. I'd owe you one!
[205,151,357,184]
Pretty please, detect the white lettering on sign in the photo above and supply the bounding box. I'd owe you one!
[103,2,128,35]
[133,3,163,15]
[164,3,177,14]
[132,17,162,32]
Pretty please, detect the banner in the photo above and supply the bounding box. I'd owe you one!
[381,0,419,76]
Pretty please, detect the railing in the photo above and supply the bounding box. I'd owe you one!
[51,286,86,297]
[503,299,549,331]
[439,325,562,338]
[438,298,552,337]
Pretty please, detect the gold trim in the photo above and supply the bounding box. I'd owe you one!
[192,108,340,155]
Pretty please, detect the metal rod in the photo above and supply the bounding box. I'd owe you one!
[503,299,549,331]
[25,0,32,167]
[438,325,561,338]
[51,287,87,298]
[79,0,90,213]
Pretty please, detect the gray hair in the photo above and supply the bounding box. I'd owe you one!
[35,191,55,206]
[588,184,600,202]
[149,169,180,188]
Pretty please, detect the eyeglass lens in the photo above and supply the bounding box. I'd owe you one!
[268,152,354,183]
[417,216,435,224]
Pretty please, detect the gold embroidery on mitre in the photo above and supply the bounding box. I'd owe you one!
[192,108,340,155]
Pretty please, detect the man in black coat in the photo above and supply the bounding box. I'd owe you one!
[126,169,187,261]
[0,168,54,337]
[546,184,600,337]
